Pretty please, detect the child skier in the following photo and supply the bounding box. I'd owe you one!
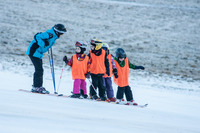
[63,41,90,98]
[26,24,67,94]
[102,43,118,102]
[113,48,145,105]
[88,39,110,101]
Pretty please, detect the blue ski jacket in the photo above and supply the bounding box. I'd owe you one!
[26,27,59,59]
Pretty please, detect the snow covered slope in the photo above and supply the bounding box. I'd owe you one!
[0,0,200,132]
[0,69,200,133]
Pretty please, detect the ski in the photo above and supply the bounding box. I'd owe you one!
[68,96,147,107]
[18,89,66,97]
[68,95,110,103]
[133,104,148,108]
[19,89,148,108]
[111,102,148,108]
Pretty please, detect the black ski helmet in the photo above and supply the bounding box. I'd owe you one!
[115,48,126,58]
[53,24,67,37]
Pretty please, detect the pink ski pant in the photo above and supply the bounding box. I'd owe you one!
[73,79,87,95]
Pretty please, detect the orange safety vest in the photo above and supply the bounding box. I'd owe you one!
[103,54,112,78]
[90,50,106,74]
[71,54,89,80]
[113,58,129,87]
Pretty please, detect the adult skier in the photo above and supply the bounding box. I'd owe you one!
[26,24,67,94]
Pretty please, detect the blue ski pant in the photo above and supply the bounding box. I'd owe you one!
[103,77,114,98]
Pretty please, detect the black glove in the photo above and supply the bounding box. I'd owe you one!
[113,68,118,78]
[43,39,49,46]
[85,72,90,79]
[135,66,145,70]
[106,69,110,76]
[63,56,68,64]
[48,33,53,39]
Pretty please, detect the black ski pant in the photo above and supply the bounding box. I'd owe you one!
[90,74,106,98]
[29,55,43,87]
[116,85,133,101]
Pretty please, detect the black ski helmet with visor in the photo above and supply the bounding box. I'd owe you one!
[115,48,126,59]
[53,24,67,37]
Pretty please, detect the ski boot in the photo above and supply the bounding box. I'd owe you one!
[108,97,116,102]
[70,94,80,98]
[80,89,88,99]
[130,100,138,105]
[125,100,138,105]
[31,86,49,94]
[100,96,110,102]
[91,95,101,101]
[82,94,88,99]
[116,99,125,104]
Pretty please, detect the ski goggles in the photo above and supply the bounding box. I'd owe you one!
[102,47,108,51]
[75,41,87,48]
[75,41,82,47]
[90,39,102,45]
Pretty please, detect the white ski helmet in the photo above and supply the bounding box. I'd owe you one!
[75,41,87,48]
[102,43,109,50]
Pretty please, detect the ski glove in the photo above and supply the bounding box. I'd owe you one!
[135,66,145,70]
[113,68,118,78]
[106,68,110,76]
[85,72,90,79]
[43,39,49,46]
[63,56,68,64]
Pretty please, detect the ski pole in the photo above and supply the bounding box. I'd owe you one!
[57,62,66,93]
[48,48,57,94]
[87,78,97,94]
[50,48,57,94]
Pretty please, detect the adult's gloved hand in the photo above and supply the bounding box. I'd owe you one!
[43,39,49,46]
[113,68,118,78]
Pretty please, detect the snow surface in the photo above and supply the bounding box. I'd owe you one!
[0,0,200,132]
[0,66,200,133]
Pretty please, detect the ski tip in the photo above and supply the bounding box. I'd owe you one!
[133,103,148,108]
[141,104,148,107]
